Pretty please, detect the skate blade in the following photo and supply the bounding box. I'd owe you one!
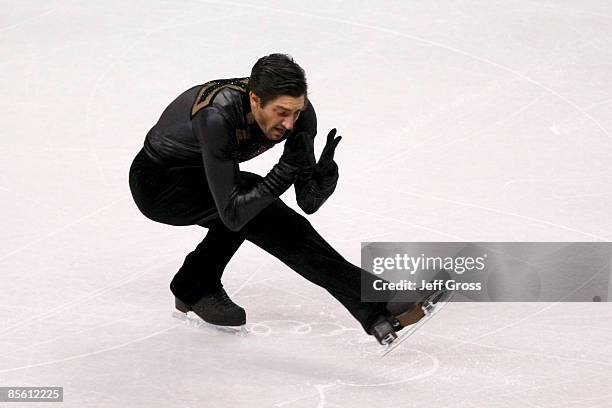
[381,290,455,357]
[422,288,454,316]
[172,311,248,336]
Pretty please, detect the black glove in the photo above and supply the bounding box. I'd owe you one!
[313,128,342,179]
[262,132,313,197]
[280,131,314,169]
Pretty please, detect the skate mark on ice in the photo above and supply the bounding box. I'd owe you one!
[228,258,271,298]
[343,181,609,241]
[0,316,134,361]
[314,383,334,408]
[0,249,162,338]
[329,203,465,240]
[0,323,180,374]
[340,348,440,387]
[172,315,357,339]
[275,349,439,407]
[0,7,58,33]
[0,196,126,262]
[248,320,359,338]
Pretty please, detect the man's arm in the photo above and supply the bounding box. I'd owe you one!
[294,104,340,214]
[194,107,299,231]
[295,161,339,215]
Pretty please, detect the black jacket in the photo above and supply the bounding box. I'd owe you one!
[143,77,339,231]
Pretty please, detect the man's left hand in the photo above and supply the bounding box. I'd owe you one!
[314,128,342,177]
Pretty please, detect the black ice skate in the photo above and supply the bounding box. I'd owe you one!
[369,315,398,346]
[173,288,247,332]
[370,287,454,356]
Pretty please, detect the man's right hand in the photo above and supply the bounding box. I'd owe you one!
[280,131,314,169]
[260,132,313,198]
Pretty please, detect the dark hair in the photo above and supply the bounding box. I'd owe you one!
[248,53,308,107]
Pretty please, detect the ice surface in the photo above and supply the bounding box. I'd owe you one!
[2,1,612,407]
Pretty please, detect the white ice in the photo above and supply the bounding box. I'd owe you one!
[2,1,612,407]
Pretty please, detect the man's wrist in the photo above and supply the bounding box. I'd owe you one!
[262,159,300,196]
[277,157,302,173]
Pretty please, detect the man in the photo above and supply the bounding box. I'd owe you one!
[128,53,433,345]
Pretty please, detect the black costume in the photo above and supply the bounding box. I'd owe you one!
[129,77,388,333]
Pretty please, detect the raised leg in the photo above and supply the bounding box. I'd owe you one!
[238,199,389,333]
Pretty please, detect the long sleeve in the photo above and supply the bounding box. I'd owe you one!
[295,162,339,214]
[194,107,299,231]
[293,103,340,214]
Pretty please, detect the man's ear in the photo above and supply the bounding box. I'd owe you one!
[249,91,260,106]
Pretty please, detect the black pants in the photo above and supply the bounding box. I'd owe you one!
[128,148,388,333]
